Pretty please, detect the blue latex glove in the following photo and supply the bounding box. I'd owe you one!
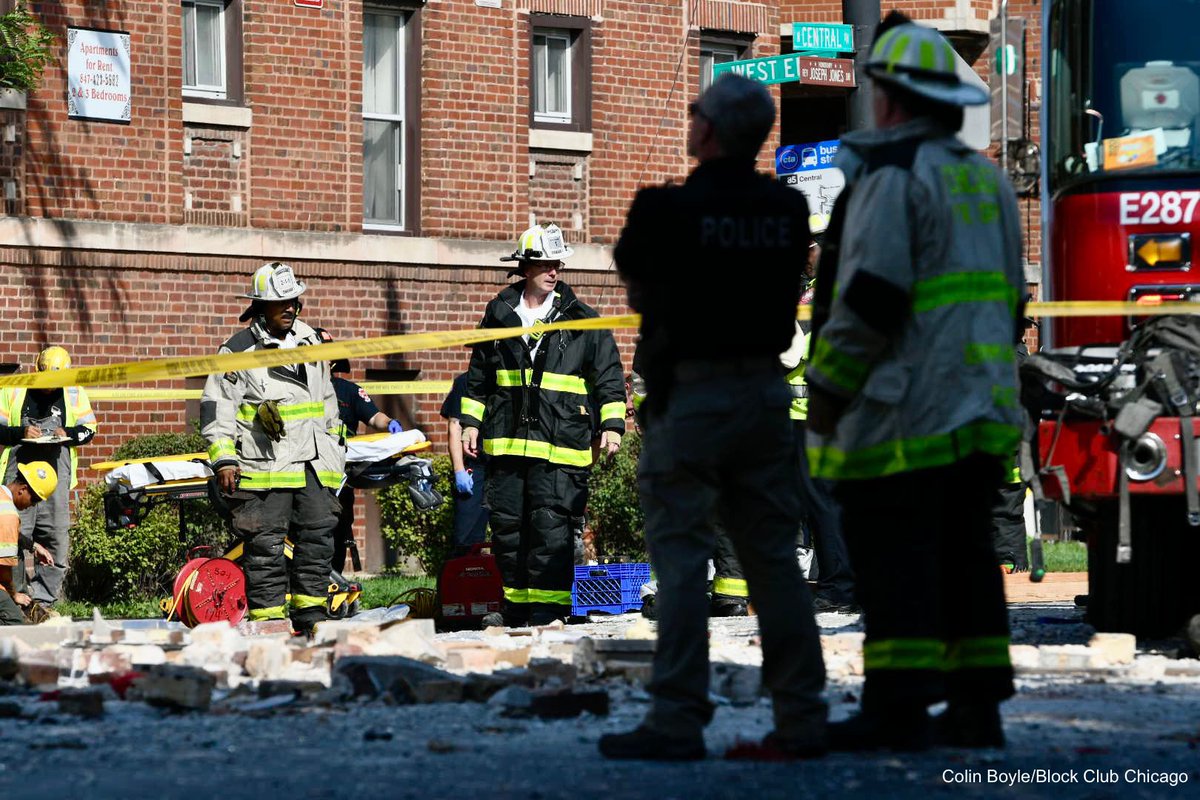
[388,419,403,434]
[454,469,474,495]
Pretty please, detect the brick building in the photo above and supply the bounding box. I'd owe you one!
[0,0,1041,569]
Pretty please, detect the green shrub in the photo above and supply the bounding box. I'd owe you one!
[66,430,229,604]
[587,429,647,560]
[376,453,455,577]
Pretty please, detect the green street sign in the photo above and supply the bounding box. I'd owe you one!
[712,53,856,88]
[792,22,854,55]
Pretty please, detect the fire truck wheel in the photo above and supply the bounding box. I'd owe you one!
[1084,497,1200,638]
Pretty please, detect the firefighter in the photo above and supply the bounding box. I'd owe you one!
[0,347,98,607]
[312,327,403,573]
[601,74,825,761]
[0,462,57,625]
[782,215,857,613]
[806,14,1023,751]
[201,262,346,636]
[459,223,626,628]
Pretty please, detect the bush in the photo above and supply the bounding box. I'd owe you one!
[376,453,455,577]
[66,430,230,604]
[587,429,647,560]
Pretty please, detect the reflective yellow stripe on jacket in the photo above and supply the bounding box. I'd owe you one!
[236,402,326,422]
[484,437,592,467]
[495,369,588,395]
[808,420,1021,481]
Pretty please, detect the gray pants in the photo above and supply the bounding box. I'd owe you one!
[0,589,25,625]
[8,450,71,605]
[638,370,827,737]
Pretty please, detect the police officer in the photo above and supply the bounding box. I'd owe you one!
[806,15,1023,750]
[202,263,346,636]
[459,224,626,627]
[313,328,403,573]
[0,347,98,607]
[601,74,825,761]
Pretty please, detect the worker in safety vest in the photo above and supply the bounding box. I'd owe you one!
[781,214,856,613]
[0,461,57,625]
[806,14,1023,751]
[201,262,346,636]
[460,223,626,628]
[0,347,97,606]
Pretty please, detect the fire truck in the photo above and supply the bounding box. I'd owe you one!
[1032,0,1200,638]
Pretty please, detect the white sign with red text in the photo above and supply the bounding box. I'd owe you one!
[67,27,131,124]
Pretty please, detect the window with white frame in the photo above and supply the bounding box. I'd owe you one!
[363,8,408,229]
[700,42,741,93]
[182,0,227,99]
[532,28,572,124]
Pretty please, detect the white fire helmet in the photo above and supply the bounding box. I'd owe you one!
[241,262,307,302]
[501,223,574,266]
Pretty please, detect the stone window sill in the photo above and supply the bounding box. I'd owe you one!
[182,102,252,129]
[529,128,593,153]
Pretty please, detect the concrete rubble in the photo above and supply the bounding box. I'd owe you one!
[0,604,1198,727]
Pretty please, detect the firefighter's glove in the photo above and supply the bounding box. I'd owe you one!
[256,400,286,442]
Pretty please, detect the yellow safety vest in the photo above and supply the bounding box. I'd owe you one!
[787,331,810,421]
[0,387,98,490]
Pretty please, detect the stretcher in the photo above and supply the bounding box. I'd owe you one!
[91,430,443,627]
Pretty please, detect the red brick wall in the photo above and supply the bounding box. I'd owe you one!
[24,2,177,223]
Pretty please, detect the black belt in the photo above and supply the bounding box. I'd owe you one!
[672,356,780,382]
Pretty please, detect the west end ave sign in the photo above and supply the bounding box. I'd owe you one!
[712,52,855,88]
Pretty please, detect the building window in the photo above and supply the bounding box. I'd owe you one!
[700,36,744,94]
[529,16,591,133]
[363,7,408,229]
[181,0,242,103]
[533,29,572,124]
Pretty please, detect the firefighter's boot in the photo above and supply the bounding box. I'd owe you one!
[932,702,1005,748]
[827,706,932,752]
[291,607,327,640]
[709,594,748,617]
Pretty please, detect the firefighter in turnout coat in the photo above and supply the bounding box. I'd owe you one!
[201,262,346,635]
[460,224,626,627]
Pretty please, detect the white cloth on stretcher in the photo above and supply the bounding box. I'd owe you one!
[105,461,213,489]
[103,430,427,490]
[346,429,427,463]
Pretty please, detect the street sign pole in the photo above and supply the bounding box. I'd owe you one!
[843,0,880,131]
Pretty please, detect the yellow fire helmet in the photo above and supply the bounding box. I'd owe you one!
[35,346,71,372]
[17,461,58,501]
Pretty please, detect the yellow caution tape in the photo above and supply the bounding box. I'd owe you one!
[0,315,641,391]
[10,301,1200,394]
[1025,300,1200,318]
[87,381,455,402]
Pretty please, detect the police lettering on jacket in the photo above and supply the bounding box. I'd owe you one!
[700,214,793,249]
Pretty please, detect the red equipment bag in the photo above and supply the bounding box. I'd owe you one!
[437,543,503,630]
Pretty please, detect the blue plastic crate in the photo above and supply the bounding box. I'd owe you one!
[571,563,651,616]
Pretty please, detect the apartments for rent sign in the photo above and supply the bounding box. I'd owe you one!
[67,28,132,124]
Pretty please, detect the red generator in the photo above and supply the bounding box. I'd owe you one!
[437,543,503,630]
